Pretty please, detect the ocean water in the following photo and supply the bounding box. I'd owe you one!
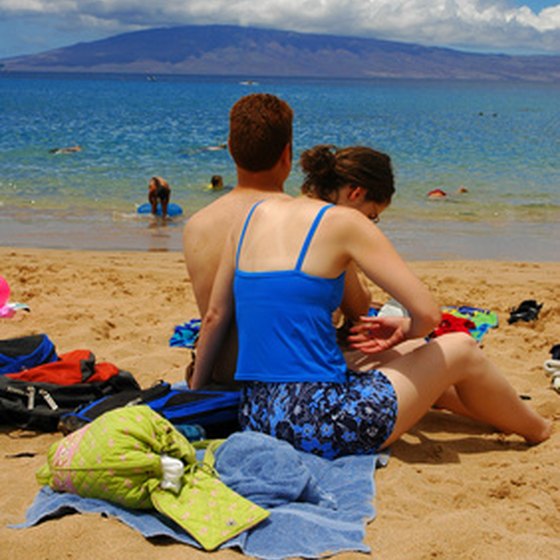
[0,72,559,259]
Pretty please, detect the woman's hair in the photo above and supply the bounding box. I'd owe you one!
[300,145,395,204]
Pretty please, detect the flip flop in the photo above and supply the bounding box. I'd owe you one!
[507,299,543,324]
[549,343,560,360]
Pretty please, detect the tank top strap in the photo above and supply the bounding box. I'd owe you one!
[235,200,266,269]
[295,204,334,271]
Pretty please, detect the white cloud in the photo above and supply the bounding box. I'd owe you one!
[0,0,559,53]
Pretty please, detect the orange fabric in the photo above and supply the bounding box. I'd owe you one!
[5,350,120,384]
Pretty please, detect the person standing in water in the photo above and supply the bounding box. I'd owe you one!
[148,176,171,219]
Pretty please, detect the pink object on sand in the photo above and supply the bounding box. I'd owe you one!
[0,275,15,318]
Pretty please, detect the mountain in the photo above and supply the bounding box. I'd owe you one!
[2,24,559,82]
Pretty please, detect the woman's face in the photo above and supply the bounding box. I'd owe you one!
[357,199,388,223]
[337,185,389,223]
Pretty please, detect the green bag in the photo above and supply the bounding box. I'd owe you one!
[37,405,268,550]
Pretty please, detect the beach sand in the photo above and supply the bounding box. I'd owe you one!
[1,247,558,560]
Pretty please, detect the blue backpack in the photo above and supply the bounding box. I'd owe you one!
[59,381,241,438]
[0,334,57,374]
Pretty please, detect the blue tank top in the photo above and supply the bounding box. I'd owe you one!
[234,201,347,383]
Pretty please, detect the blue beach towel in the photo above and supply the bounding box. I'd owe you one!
[14,431,386,559]
[169,318,201,348]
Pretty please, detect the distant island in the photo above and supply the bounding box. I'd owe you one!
[1,24,559,82]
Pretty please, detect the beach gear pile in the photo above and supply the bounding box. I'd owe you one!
[0,335,140,431]
[20,429,381,558]
[37,406,268,550]
[2,329,382,557]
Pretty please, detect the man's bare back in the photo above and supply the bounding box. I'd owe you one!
[183,187,288,385]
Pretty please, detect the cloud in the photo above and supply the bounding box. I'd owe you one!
[0,0,559,53]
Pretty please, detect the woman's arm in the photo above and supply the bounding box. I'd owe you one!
[189,234,236,389]
[340,212,440,340]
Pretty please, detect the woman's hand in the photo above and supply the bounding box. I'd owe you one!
[347,315,409,354]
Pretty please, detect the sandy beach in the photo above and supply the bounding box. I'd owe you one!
[1,246,558,560]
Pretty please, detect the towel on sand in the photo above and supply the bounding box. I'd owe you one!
[15,431,386,559]
[441,305,499,342]
[169,319,201,348]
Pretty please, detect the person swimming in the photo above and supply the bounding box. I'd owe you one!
[203,143,227,152]
[208,175,224,190]
[427,188,447,199]
[427,187,469,199]
[49,145,82,155]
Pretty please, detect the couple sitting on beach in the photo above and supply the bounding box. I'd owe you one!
[183,93,551,459]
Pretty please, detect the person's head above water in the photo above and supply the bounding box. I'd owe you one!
[300,144,395,221]
[210,175,224,190]
[228,93,293,172]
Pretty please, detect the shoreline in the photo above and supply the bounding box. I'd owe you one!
[2,213,559,261]
[1,247,559,559]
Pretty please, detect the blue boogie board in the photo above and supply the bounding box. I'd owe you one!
[137,202,183,217]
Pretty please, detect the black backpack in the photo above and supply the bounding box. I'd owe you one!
[0,349,140,432]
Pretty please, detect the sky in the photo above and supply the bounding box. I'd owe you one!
[0,1,559,59]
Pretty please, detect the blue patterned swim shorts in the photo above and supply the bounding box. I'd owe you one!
[239,369,398,459]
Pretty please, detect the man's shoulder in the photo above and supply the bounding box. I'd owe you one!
[186,189,270,229]
[183,192,246,248]
[185,194,234,230]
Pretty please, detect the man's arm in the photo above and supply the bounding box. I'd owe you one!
[189,235,236,389]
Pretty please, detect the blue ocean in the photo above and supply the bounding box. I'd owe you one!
[1,72,558,259]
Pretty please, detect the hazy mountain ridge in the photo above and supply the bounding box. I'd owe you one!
[2,24,559,82]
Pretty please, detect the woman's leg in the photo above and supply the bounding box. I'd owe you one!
[379,332,551,447]
[432,386,477,419]
[346,338,475,416]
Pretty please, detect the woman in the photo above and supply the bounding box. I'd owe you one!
[190,145,551,458]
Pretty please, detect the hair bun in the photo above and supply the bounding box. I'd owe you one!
[300,144,337,182]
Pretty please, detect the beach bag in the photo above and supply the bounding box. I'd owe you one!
[37,406,269,550]
[59,381,240,438]
[0,350,140,431]
[148,385,241,437]
[0,334,57,374]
